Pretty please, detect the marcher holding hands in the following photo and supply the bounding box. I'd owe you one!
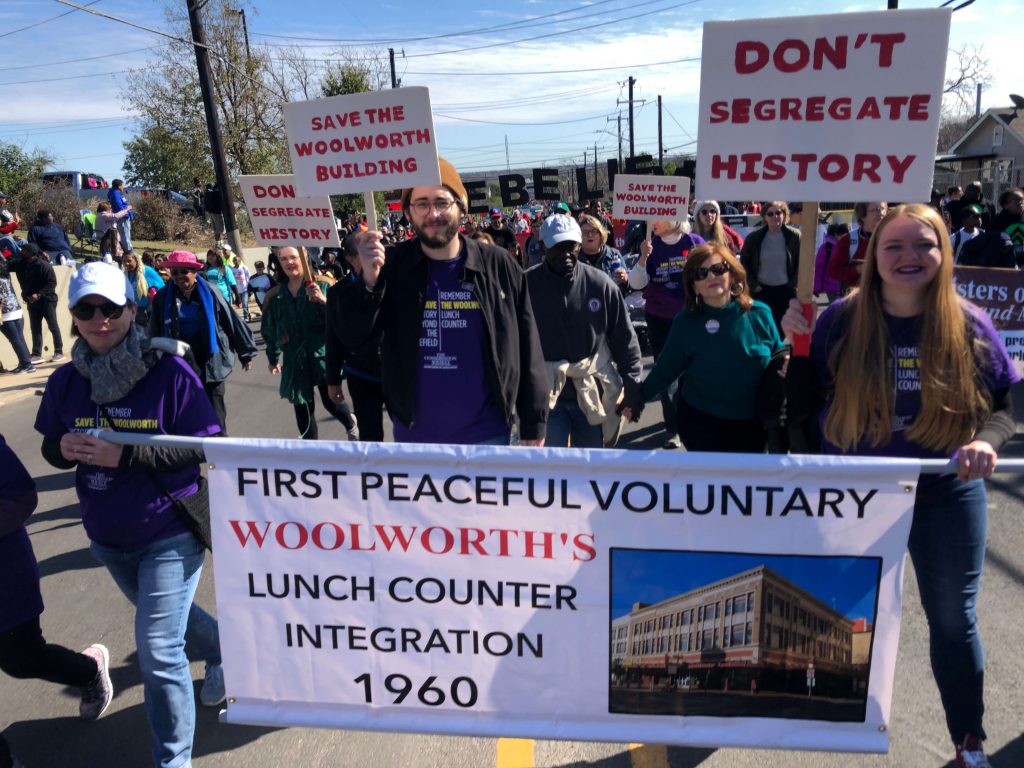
[781,204,1018,768]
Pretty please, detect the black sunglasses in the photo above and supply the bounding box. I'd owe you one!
[72,301,126,321]
[694,262,730,281]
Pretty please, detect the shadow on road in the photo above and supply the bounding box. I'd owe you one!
[32,471,77,494]
[36,546,101,577]
[553,744,717,768]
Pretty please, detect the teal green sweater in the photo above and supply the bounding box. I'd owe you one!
[642,300,782,420]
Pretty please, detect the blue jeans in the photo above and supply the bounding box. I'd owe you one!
[908,474,987,745]
[117,217,133,252]
[90,532,221,768]
[0,235,21,257]
[1,318,31,367]
[547,396,602,448]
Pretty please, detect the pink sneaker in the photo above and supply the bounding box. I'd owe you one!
[79,644,113,720]
[955,734,991,768]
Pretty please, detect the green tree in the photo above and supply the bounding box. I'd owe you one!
[0,142,52,202]
[123,124,213,190]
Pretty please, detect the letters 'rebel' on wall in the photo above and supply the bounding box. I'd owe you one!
[695,8,951,202]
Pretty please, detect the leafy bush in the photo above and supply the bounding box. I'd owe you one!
[12,183,85,237]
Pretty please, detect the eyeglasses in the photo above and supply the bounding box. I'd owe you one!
[699,209,717,216]
[580,228,600,237]
[765,210,785,218]
[694,262,730,281]
[72,301,125,321]
[409,199,458,215]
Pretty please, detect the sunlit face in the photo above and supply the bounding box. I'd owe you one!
[874,215,943,299]
[544,240,581,276]
[863,202,888,233]
[651,220,678,237]
[123,253,138,272]
[692,256,733,307]
[763,206,785,231]
[72,295,135,355]
[406,185,461,248]
[278,247,303,279]
[580,223,603,254]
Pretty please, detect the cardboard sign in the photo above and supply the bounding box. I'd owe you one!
[611,175,690,221]
[284,86,440,197]
[206,439,920,753]
[239,175,340,247]
[696,9,951,202]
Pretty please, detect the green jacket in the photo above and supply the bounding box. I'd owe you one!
[260,279,332,405]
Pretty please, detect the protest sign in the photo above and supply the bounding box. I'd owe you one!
[239,175,340,248]
[205,440,919,752]
[611,175,690,222]
[284,87,440,228]
[954,265,1024,374]
[696,9,950,202]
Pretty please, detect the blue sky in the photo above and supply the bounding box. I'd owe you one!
[610,549,881,622]
[0,0,1018,187]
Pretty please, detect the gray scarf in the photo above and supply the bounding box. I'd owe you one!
[72,323,158,404]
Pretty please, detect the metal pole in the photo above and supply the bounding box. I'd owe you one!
[187,0,243,258]
[617,113,623,167]
[657,95,663,172]
[389,48,397,88]
[237,8,250,63]
[628,77,636,158]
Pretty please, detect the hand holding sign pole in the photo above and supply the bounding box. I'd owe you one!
[284,86,440,245]
[793,202,819,357]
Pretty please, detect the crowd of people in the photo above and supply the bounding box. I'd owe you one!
[2,159,1023,768]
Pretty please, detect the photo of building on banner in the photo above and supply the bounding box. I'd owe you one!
[238,174,341,248]
[203,439,919,753]
[283,86,441,230]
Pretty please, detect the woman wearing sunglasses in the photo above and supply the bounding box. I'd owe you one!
[739,200,802,333]
[33,262,224,768]
[625,243,782,452]
[692,200,744,254]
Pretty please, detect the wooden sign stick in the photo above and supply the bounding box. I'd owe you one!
[792,201,820,357]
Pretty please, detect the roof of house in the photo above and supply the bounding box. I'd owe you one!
[948,107,1024,155]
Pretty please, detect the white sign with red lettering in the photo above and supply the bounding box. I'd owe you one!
[284,86,440,197]
[696,9,950,202]
[239,175,340,247]
[611,175,690,222]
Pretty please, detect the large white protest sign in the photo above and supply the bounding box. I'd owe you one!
[238,175,340,248]
[696,9,950,202]
[611,175,690,222]
[204,440,919,752]
[284,86,440,198]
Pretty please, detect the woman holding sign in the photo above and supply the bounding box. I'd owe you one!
[627,220,705,449]
[740,201,801,333]
[781,204,1018,768]
[629,243,782,452]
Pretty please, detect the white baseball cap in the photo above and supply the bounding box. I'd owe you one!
[540,214,582,248]
[68,262,128,308]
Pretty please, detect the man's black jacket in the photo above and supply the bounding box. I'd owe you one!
[335,235,548,440]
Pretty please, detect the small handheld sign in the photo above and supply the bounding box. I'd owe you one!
[284,86,441,233]
[611,174,691,243]
[239,174,340,248]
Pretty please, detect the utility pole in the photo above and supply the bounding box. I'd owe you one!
[236,8,250,63]
[594,142,598,191]
[628,76,636,158]
[188,0,243,257]
[389,48,398,88]
[505,135,510,173]
[617,113,623,166]
[657,95,664,172]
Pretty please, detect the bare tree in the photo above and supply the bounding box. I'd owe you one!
[943,44,992,116]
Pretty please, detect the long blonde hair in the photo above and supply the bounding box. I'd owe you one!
[824,203,990,452]
[123,252,148,300]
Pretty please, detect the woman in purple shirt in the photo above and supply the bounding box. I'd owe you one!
[782,204,1018,768]
[34,262,224,768]
[627,219,705,448]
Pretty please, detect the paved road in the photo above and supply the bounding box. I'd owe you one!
[2,325,1023,768]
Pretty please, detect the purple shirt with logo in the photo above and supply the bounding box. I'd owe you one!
[643,233,705,320]
[393,256,509,445]
[813,299,1019,459]
[35,355,222,550]
[0,434,43,632]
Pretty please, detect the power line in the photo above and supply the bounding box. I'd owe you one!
[3,43,171,72]
[435,111,614,126]
[405,0,704,59]
[0,0,103,39]
[52,0,209,49]
[251,0,625,45]
[403,57,698,77]
[0,69,143,87]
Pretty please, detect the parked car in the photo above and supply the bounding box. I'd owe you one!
[40,170,109,201]
[123,186,197,215]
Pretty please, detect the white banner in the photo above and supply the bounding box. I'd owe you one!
[611,175,690,222]
[238,174,341,248]
[696,9,950,202]
[204,441,919,752]
[284,86,440,197]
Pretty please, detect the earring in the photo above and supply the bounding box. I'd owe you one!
[731,282,743,296]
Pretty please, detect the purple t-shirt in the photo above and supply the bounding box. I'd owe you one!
[34,355,222,550]
[0,434,43,632]
[393,255,509,445]
[643,233,705,320]
[812,299,1020,459]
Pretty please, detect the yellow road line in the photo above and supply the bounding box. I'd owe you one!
[629,743,670,768]
[496,738,534,768]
